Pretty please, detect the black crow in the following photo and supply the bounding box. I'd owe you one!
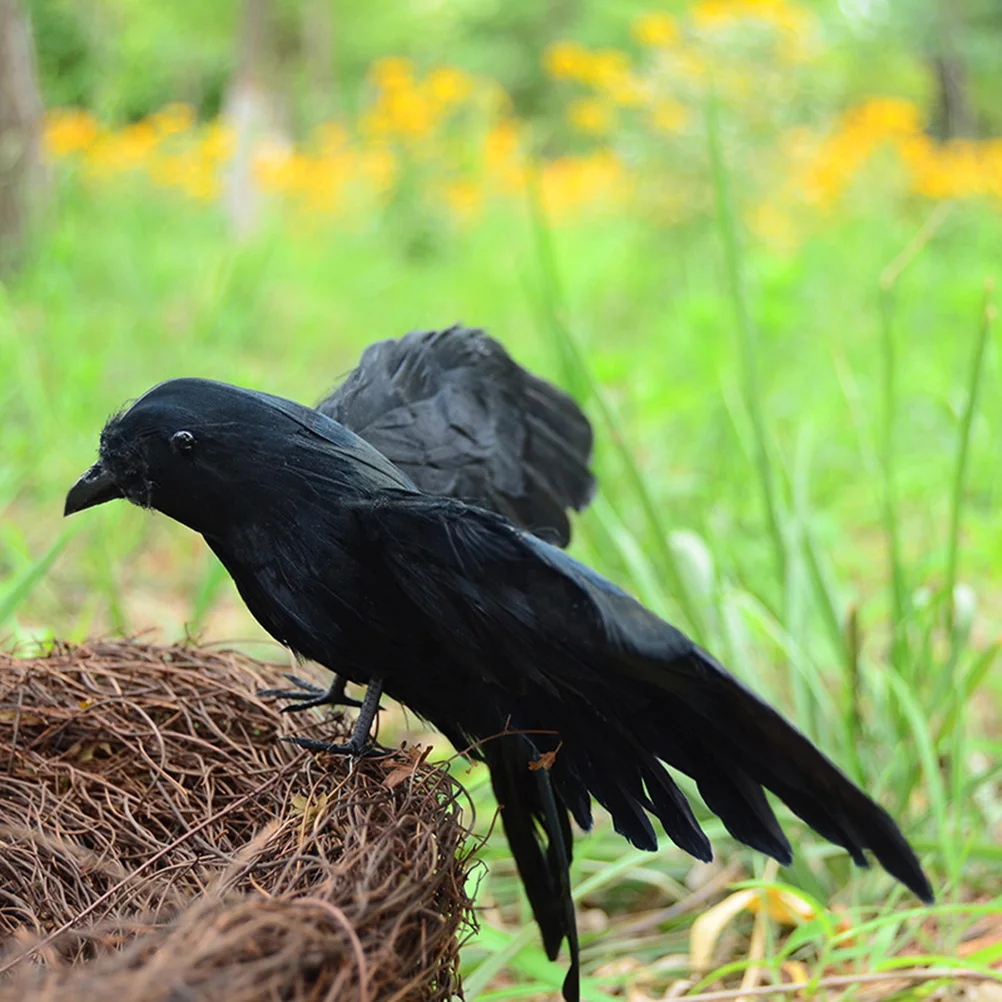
[65,377,933,1002]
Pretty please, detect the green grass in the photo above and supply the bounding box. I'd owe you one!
[2,154,1001,997]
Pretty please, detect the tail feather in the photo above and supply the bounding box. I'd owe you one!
[655,651,933,901]
[482,734,581,1002]
[543,709,714,860]
[518,536,934,904]
[635,714,793,863]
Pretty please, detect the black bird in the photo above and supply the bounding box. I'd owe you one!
[65,377,934,1002]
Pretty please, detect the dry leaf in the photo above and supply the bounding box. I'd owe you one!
[690,874,816,973]
[528,741,563,772]
[782,960,811,984]
[383,766,416,790]
[289,790,328,823]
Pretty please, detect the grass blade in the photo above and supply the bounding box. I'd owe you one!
[0,531,75,628]
[705,92,785,588]
[523,162,710,643]
[945,282,996,641]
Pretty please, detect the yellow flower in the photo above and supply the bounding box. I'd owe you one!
[540,151,625,218]
[691,0,814,42]
[44,109,99,157]
[482,121,524,193]
[383,89,434,138]
[200,123,236,163]
[567,97,614,134]
[631,12,680,47]
[544,40,592,81]
[588,49,632,90]
[426,67,473,105]
[84,129,156,176]
[371,57,414,91]
[444,179,482,220]
[849,97,922,138]
[118,121,159,162]
[691,0,733,29]
[484,121,519,165]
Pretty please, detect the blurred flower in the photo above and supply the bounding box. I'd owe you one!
[426,67,473,105]
[44,109,99,156]
[383,88,434,138]
[847,97,921,138]
[443,180,482,221]
[544,40,592,81]
[568,97,614,135]
[541,150,626,217]
[200,123,236,163]
[371,57,414,91]
[43,19,1002,241]
[588,49,632,89]
[631,13,680,48]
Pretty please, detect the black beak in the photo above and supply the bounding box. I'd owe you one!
[64,462,124,516]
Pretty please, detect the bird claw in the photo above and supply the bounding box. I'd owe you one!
[258,673,365,711]
[280,735,393,759]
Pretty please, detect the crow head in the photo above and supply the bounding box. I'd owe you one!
[65,377,410,536]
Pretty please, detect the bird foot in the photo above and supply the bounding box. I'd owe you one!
[258,673,364,711]
[280,735,393,759]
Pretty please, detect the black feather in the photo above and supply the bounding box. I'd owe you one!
[318,325,595,546]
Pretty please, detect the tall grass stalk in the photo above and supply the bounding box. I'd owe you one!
[704,93,786,589]
[944,281,996,641]
[523,160,710,644]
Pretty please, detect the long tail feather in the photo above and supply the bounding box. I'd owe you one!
[482,734,581,1002]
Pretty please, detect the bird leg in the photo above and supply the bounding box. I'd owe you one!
[281,677,390,758]
[259,672,364,711]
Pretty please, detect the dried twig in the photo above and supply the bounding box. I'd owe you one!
[678,967,999,1002]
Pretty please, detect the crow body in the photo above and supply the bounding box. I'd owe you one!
[66,375,933,1002]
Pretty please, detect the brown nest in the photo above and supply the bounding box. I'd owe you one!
[0,640,478,1002]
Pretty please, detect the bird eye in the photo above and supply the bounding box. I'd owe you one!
[170,430,196,455]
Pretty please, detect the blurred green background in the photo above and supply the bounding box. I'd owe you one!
[1,0,1001,997]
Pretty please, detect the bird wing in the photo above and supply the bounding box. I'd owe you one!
[318,325,595,546]
[363,492,934,905]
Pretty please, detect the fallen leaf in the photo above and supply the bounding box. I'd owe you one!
[383,766,416,790]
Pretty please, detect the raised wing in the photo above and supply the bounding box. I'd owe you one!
[318,325,595,546]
